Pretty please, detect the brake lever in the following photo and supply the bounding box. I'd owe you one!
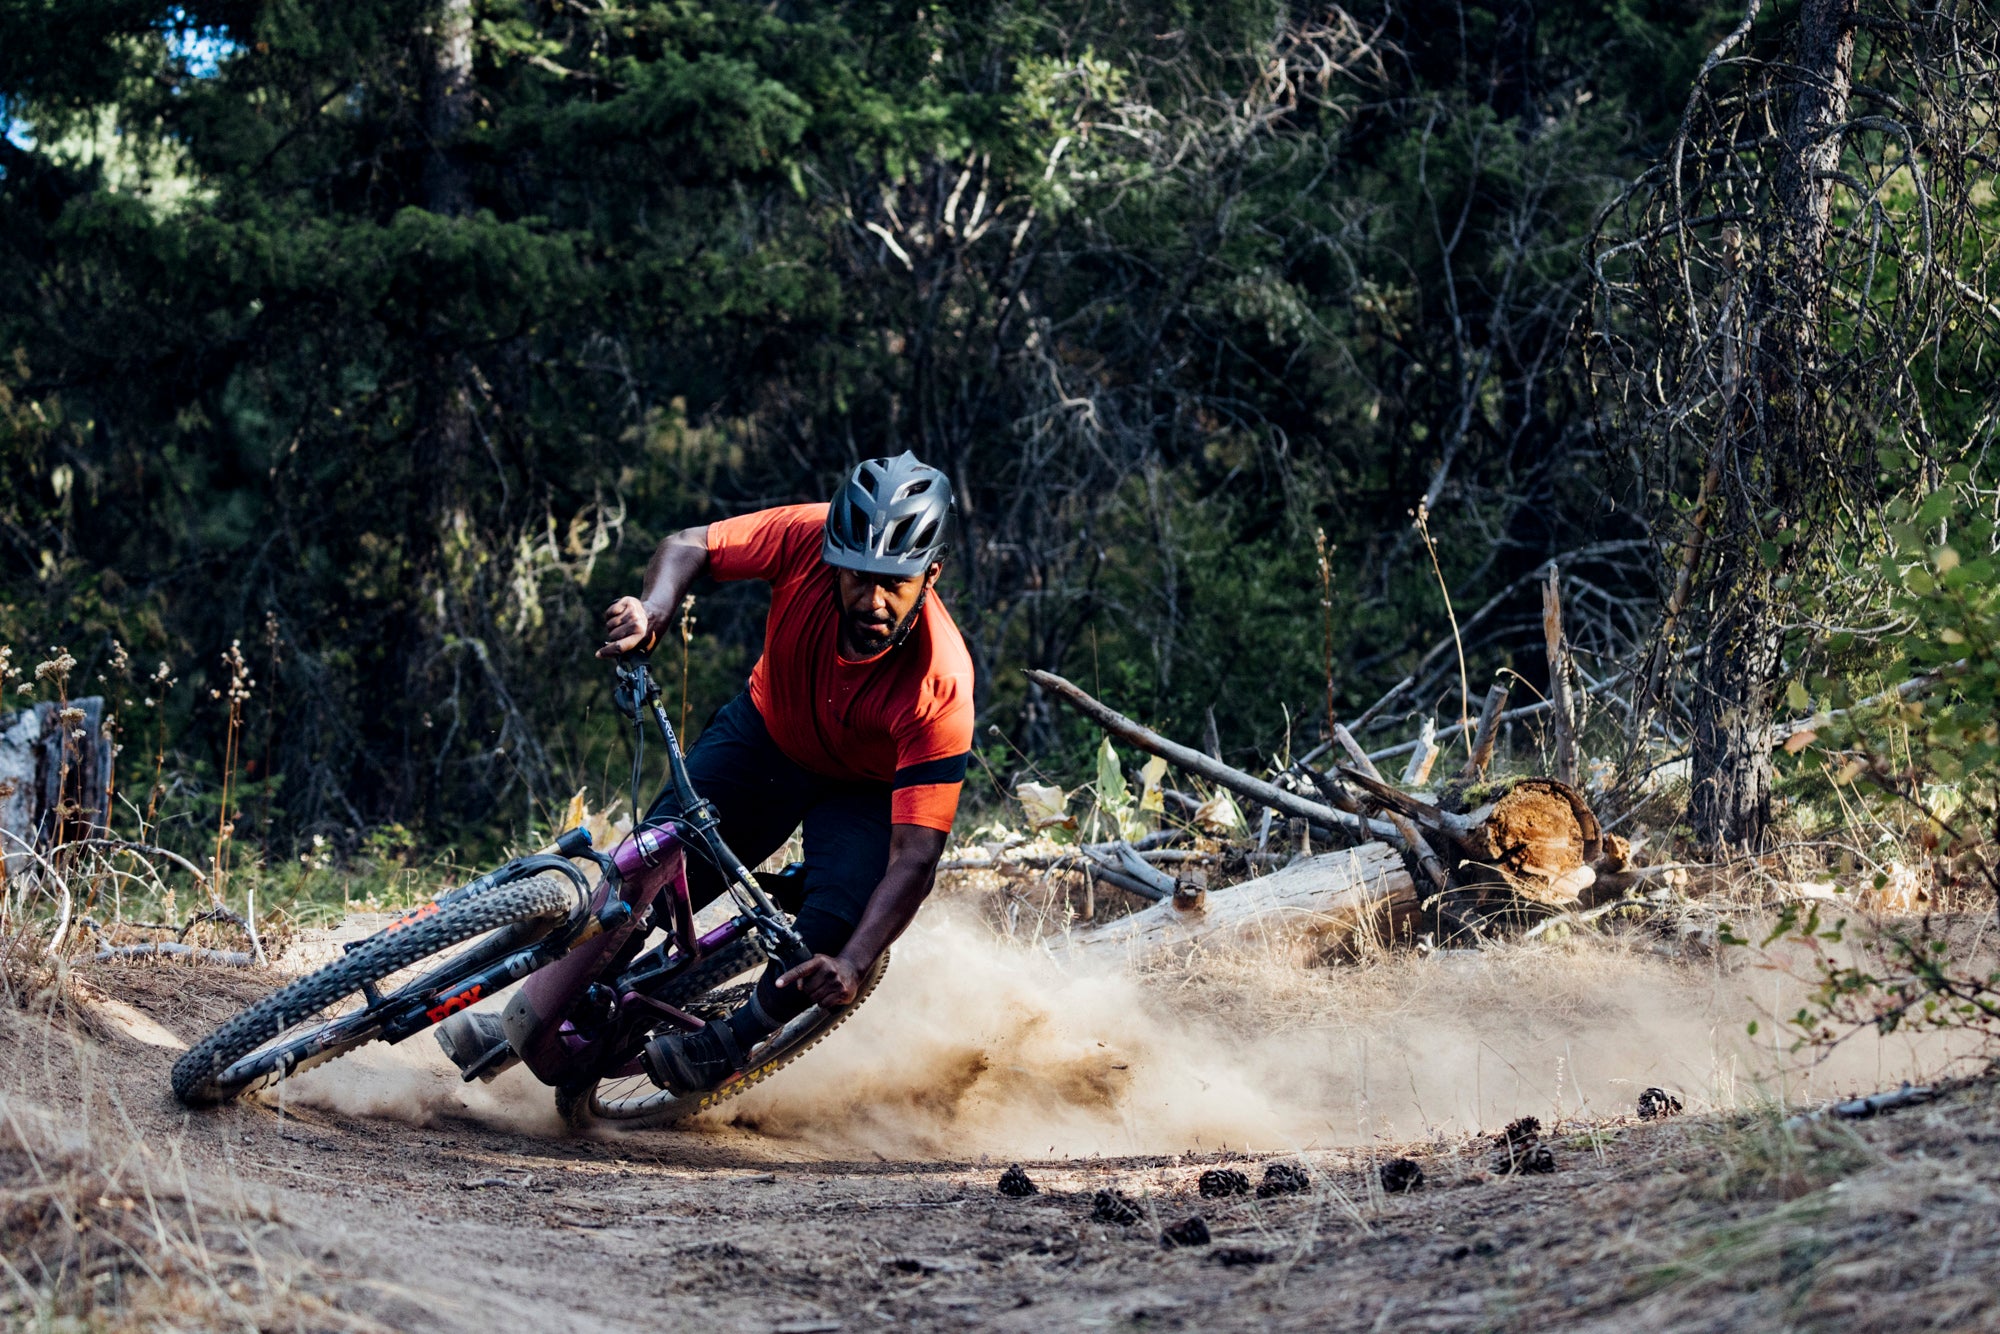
[612,658,651,720]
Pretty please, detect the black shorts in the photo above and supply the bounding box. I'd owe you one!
[647,692,890,941]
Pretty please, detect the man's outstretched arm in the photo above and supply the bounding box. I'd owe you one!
[598,525,710,658]
[776,823,947,1007]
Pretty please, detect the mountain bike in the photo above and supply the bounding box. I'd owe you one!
[169,656,885,1129]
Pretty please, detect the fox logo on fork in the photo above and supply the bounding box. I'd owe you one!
[426,985,484,1025]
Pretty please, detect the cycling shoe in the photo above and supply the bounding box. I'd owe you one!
[435,1011,518,1083]
[641,1023,745,1094]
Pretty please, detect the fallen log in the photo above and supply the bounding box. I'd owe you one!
[1024,671,1398,843]
[1302,765,1444,893]
[1109,841,1177,895]
[1080,844,1174,902]
[1333,723,1381,781]
[938,849,1292,878]
[1336,767,1606,907]
[93,943,254,968]
[1064,843,1415,958]
[1026,669,1617,926]
[1383,810,1449,894]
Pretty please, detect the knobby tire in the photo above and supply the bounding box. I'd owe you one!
[171,873,576,1106]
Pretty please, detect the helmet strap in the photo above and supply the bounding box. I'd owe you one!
[829,575,933,658]
[884,583,931,653]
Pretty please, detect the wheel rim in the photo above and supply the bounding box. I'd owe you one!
[583,950,888,1124]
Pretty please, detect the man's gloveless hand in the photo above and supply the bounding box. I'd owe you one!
[599,595,656,658]
[601,526,709,659]
[776,954,862,1007]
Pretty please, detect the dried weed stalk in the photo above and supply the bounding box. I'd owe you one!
[0,1090,374,1331]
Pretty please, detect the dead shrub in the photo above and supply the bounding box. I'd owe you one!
[0,1102,371,1330]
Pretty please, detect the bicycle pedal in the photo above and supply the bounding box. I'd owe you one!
[461,1039,521,1084]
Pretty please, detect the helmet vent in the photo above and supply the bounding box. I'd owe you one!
[821,451,955,576]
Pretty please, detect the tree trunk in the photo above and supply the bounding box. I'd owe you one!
[0,698,113,878]
[1689,565,1782,852]
[421,0,473,218]
[392,0,480,823]
[1491,0,1538,123]
[1688,0,1857,854]
[416,0,475,513]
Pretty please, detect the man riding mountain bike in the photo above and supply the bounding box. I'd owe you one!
[442,452,970,1095]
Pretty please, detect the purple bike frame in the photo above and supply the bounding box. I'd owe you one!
[503,823,756,1085]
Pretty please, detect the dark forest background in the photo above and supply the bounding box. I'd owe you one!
[3,0,1996,865]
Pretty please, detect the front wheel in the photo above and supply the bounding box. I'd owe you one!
[171,873,577,1106]
[557,949,888,1131]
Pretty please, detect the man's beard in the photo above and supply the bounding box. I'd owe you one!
[841,595,924,656]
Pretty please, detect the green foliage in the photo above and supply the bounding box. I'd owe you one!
[0,0,1733,859]
[1787,464,2000,865]
[1087,736,1149,844]
[1753,467,2000,1063]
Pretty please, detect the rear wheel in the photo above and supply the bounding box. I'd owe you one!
[556,948,888,1131]
[171,873,577,1106]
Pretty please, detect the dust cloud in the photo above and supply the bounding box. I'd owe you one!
[267,910,1977,1160]
[709,912,1975,1160]
[268,1008,565,1137]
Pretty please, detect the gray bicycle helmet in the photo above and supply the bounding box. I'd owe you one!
[822,452,954,577]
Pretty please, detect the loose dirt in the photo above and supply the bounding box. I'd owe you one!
[8,910,2000,1331]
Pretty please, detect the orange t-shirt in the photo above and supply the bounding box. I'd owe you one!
[706,503,975,831]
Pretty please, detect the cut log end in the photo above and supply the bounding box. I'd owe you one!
[1470,778,1602,905]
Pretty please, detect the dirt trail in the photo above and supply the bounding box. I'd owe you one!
[9,915,1996,1332]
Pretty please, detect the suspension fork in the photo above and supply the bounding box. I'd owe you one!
[617,657,811,972]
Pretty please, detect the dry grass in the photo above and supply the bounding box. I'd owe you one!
[1564,1081,2000,1331]
[0,1100,375,1332]
[0,928,62,1012]
[0,924,372,1333]
[3,817,1994,1330]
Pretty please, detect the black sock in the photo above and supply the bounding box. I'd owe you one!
[724,989,783,1049]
